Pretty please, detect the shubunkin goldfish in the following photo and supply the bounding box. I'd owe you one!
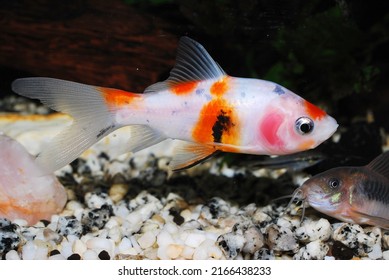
[289,151,389,229]
[12,37,338,173]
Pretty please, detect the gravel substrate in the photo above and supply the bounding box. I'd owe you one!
[1,96,389,260]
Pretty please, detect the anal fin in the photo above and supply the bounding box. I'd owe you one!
[169,141,220,171]
[108,125,166,158]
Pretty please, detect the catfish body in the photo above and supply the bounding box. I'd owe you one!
[297,151,389,229]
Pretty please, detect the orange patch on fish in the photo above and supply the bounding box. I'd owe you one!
[304,100,326,120]
[170,81,198,95]
[101,87,141,106]
[298,139,315,151]
[192,99,240,146]
[210,77,229,97]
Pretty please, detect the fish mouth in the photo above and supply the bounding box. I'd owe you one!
[317,120,338,144]
[303,186,339,213]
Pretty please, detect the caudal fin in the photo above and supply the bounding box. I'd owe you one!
[12,78,121,174]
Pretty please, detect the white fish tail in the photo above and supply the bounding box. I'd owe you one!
[12,77,123,174]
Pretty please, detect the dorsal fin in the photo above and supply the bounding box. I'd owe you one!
[366,151,389,180]
[145,36,226,93]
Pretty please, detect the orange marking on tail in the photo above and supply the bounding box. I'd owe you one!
[170,81,198,95]
[210,76,229,97]
[101,87,141,106]
[304,100,326,120]
[192,99,240,148]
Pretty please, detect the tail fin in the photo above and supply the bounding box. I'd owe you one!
[12,78,120,174]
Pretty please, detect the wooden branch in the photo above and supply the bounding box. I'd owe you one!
[0,0,178,92]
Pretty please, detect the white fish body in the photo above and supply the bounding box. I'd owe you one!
[12,37,338,173]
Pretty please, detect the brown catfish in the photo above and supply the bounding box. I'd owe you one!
[289,151,389,229]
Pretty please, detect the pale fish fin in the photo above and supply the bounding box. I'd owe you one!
[366,151,389,180]
[11,78,119,174]
[353,210,389,230]
[108,125,165,158]
[169,141,220,171]
[145,36,226,93]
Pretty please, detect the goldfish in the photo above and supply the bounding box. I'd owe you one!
[0,133,67,225]
[289,151,389,229]
[11,37,338,173]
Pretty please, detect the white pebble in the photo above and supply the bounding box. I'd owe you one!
[105,216,122,229]
[13,219,28,227]
[242,226,264,254]
[293,240,329,260]
[383,250,389,260]
[129,235,143,253]
[21,241,35,260]
[5,250,20,260]
[86,237,115,257]
[180,209,192,222]
[117,237,135,255]
[166,244,184,259]
[73,239,87,255]
[156,230,174,247]
[21,240,48,260]
[34,244,49,260]
[137,231,157,249]
[193,239,223,260]
[157,245,169,260]
[164,222,179,235]
[48,254,66,260]
[296,218,331,242]
[83,249,99,260]
[181,246,195,259]
[368,243,382,260]
[60,240,74,258]
[108,226,123,243]
[184,231,206,248]
[65,200,84,211]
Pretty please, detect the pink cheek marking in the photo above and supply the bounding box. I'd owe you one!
[259,112,285,149]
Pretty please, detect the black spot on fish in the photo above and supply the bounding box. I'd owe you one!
[212,110,234,143]
[96,124,115,138]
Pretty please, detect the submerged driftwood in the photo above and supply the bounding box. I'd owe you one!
[0,0,177,91]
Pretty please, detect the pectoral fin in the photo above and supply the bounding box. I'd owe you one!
[353,210,389,230]
[169,141,220,171]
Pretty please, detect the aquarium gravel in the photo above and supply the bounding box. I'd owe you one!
[0,97,388,260]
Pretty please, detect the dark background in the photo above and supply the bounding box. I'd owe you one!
[0,0,388,166]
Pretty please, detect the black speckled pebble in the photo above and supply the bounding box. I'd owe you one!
[56,216,83,237]
[0,218,21,255]
[49,249,61,256]
[67,253,81,260]
[82,204,113,232]
[98,250,110,260]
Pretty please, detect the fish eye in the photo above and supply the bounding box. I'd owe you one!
[328,178,340,189]
[295,117,314,135]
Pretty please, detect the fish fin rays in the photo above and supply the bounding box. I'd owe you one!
[12,77,118,174]
[108,125,165,158]
[169,141,220,171]
[353,210,389,230]
[145,36,226,93]
[366,151,389,180]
